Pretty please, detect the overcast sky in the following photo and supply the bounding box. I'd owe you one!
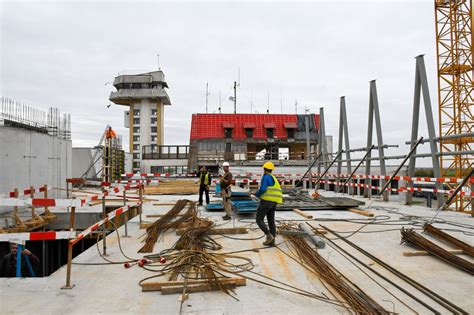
[1,0,440,164]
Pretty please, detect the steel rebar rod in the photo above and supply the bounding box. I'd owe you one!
[313,150,344,188]
[378,137,424,196]
[321,224,469,315]
[423,224,474,257]
[314,226,442,314]
[295,151,323,187]
[337,145,375,193]
[401,228,474,275]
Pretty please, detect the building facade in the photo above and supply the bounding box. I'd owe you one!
[109,70,171,173]
[188,113,320,173]
[0,97,71,198]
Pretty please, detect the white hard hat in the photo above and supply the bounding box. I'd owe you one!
[222,162,230,167]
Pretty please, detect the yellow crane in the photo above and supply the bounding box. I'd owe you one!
[434,0,473,212]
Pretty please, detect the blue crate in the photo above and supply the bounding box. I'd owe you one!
[232,200,259,213]
[205,202,224,211]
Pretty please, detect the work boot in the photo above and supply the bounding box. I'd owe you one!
[222,214,231,220]
[263,234,275,247]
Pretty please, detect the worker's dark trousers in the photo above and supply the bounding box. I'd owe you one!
[256,200,277,237]
[198,185,210,205]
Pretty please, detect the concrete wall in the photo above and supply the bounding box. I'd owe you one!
[71,148,102,178]
[124,152,132,173]
[72,148,132,179]
[0,126,71,198]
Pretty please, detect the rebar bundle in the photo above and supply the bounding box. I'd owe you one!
[423,223,474,257]
[279,223,390,315]
[138,200,196,253]
[143,210,253,299]
[401,228,474,275]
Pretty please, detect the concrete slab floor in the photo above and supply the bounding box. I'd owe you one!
[0,190,473,314]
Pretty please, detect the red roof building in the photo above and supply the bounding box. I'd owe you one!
[190,113,319,140]
[188,113,320,171]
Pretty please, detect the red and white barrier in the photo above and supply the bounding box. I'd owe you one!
[0,198,84,208]
[0,185,52,198]
[0,231,76,243]
[317,179,473,197]
[120,172,470,185]
[70,202,140,245]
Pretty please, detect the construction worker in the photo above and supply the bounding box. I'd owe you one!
[197,166,211,206]
[255,161,283,247]
[220,162,233,220]
[0,243,39,277]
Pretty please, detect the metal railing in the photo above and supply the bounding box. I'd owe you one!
[142,145,189,159]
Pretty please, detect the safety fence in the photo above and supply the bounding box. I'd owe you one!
[0,179,145,284]
[120,172,466,184]
[0,231,76,243]
[117,171,473,200]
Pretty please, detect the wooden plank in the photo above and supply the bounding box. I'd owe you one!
[142,277,246,292]
[348,208,374,217]
[161,283,237,295]
[153,203,179,206]
[176,227,248,236]
[140,222,152,229]
[304,222,327,235]
[146,214,184,218]
[292,208,313,219]
[403,249,464,257]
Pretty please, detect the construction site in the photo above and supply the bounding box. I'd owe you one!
[0,1,473,314]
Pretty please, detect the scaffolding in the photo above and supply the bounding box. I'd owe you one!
[434,0,473,212]
[102,127,124,183]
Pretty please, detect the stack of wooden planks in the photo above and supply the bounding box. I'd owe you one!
[142,180,199,195]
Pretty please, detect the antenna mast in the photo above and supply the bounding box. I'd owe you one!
[267,92,270,114]
[205,82,209,113]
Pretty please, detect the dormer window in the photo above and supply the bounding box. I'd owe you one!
[243,122,256,139]
[264,122,276,139]
[223,122,234,139]
[284,122,297,139]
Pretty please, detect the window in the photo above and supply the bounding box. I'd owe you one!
[287,129,295,139]
[133,162,140,168]
[133,135,140,142]
[266,128,274,138]
[133,153,140,159]
[225,142,232,152]
[151,109,157,116]
[133,144,140,151]
[245,128,254,139]
[133,118,140,125]
[151,126,157,133]
[151,135,157,142]
[224,128,233,139]
[133,109,140,116]
[151,117,157,124]
[133,127,140,133]
[150,166,163,173]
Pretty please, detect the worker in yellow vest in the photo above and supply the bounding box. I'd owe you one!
[255,161,283,246]
[197,166,211,206]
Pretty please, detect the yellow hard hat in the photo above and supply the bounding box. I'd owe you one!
[263,162,275,170]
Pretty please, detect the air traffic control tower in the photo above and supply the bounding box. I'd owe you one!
[109,70,171,172]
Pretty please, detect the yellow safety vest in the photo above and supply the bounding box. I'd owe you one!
[200,172,210,185]
[260,174,283,204]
